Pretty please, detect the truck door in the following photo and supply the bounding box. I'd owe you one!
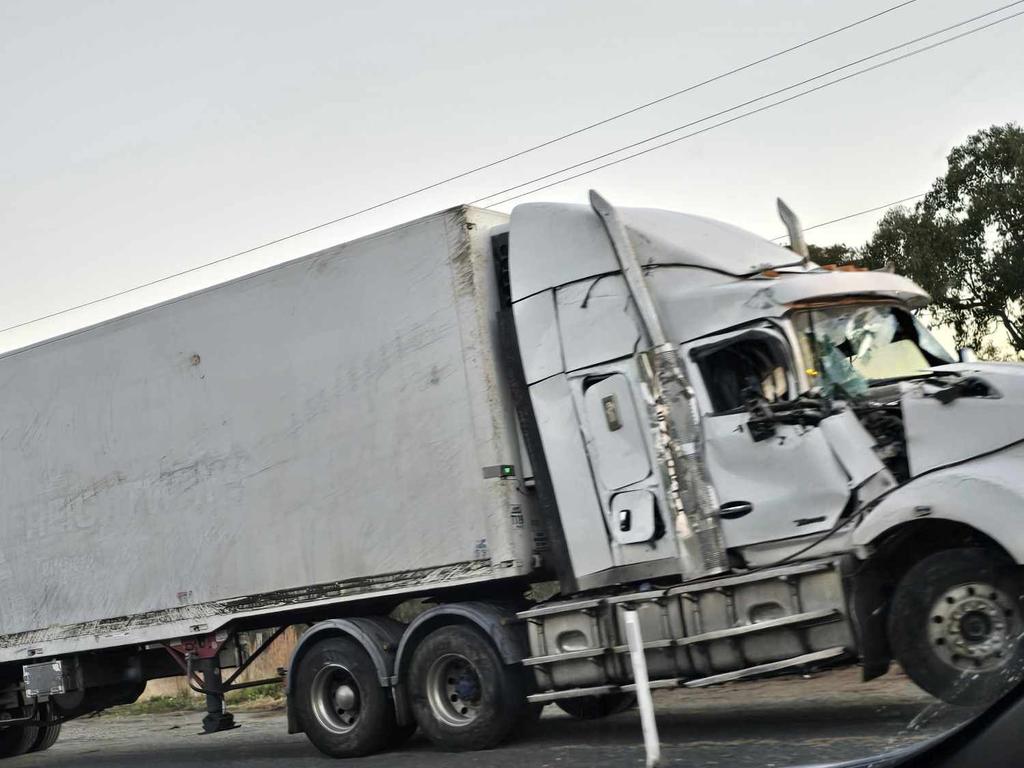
[684,324,851,549]
[511,275,683,590]
[576,369,667,550]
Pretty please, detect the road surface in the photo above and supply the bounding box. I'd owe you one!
[13,668,977,767]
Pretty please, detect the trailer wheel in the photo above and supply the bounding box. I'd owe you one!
[0,720,38,758]
[889,547,1024,706]
[28,703,61,753]
[293,637,399,758]
[555,692,636,719]
[408,624,526,751]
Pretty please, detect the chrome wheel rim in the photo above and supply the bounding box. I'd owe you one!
[310,663,361,734]
[927,581,1019,672]
[425,653,483,727]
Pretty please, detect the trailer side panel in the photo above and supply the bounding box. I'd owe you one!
[0,207,530,660]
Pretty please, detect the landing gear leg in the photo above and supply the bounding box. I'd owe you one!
[166,627,286,735]
[194,658,237,734]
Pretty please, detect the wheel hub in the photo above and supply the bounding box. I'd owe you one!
[927,582,1018,671]
[333,684,357,712]
[453,673,480,701]
[959,610,992,642]
[310,664,361,734]
[426,653,483,727]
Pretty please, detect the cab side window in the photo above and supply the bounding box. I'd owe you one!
[693,333,793,413]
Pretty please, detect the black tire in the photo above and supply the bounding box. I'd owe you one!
[293,636,399,758]
[29,703,61,753]
[408,624,527,751]
[0,721,39,759]
[888,547,1024,707]
[555,692,636,719]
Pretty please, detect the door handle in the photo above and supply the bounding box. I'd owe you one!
[719,501,754,519]
[618,508,632,531]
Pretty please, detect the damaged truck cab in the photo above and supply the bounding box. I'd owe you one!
[8,192,1020,761]
[500,193,1024,712]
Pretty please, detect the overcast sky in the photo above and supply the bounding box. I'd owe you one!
[2,0,1022,353]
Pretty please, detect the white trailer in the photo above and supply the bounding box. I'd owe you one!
[1,194,1023,760]
[0,205,544,750]
[0,205,539,649]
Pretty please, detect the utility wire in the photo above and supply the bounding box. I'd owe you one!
[285,0,920,223]
[770,192,927,241]
[0,1,921,337]
[478,3,1024,207]
[5,5,1022,337]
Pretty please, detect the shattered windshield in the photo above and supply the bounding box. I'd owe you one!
[793,303,954,397]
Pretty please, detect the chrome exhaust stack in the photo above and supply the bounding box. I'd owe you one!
[776,198,810,266]
[589,190,729,579]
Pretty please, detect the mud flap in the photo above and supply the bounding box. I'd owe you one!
[846,558,892,681]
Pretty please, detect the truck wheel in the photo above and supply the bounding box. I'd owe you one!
[408,624,526,751]
[0,722,39,758]
[293,637,399,758]
[29,703,61,752]
[555,692,636,719]
[889,547,1024,706]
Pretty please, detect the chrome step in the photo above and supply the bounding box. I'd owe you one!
[521,647,607,667]
[526,647,847,701]
[683,646,847,688]
[609,608,841,654]
[610,638,676,654]
[668,559,835,597]
[518,598,603,620]
[527,684,619,704]
[619,677,680,693]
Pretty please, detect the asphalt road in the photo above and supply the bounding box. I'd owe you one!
[10,668,978,768]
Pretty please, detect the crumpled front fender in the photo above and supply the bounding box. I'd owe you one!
[853,442,1024,563]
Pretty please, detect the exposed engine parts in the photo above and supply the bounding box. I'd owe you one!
[854,403,908,483]
[745,396,835,442]
[925,375,998,405]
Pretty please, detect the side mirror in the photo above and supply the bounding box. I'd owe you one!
[957,348,977,363]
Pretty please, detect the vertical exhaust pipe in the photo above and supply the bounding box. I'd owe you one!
[776,198,810,265]
[589,190,728,579]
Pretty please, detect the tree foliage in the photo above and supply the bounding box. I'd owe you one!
[809,123,1024,356]
[807,243,857,265]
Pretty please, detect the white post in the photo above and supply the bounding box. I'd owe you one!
[623,608,661,767]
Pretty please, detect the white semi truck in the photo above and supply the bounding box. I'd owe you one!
[1,193,1022,759]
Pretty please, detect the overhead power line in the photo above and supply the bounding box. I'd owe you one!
[246,0,920,226]
[478,4,1024,207]
[0,1,920,337]
[4,5,1023,336]
[770,193,927,241]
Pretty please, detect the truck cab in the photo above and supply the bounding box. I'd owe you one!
[501,194,1024,709]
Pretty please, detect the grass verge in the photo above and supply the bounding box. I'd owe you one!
[108,682,284,716]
